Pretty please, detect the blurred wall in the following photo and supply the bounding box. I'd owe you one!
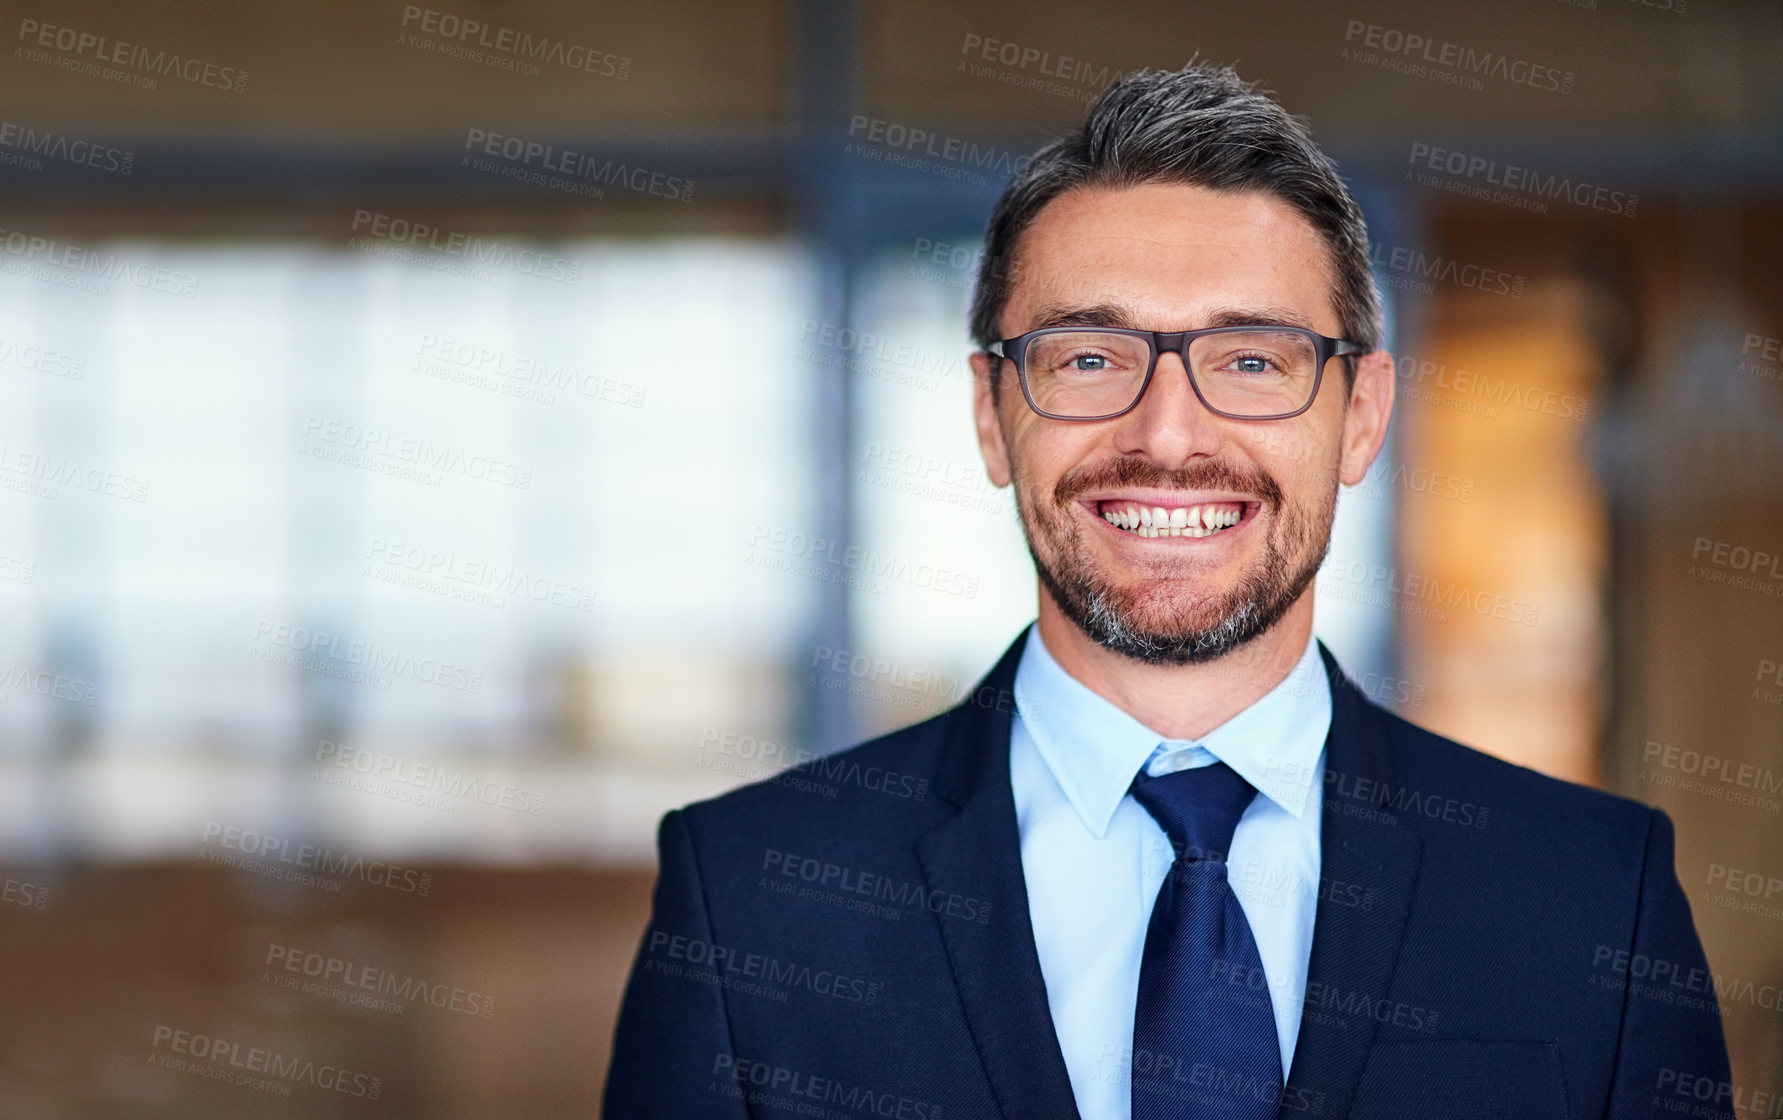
[0,0,1778,1116]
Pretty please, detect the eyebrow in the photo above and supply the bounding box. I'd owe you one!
[1025,303,1318,333]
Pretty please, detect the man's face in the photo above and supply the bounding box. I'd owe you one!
[970,182,1393,664]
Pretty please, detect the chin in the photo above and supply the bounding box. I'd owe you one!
[1101,581,1231,627]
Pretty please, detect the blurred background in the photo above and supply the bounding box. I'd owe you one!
[0,0,1778,1115]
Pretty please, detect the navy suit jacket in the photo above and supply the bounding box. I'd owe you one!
[605,629,1733,1119]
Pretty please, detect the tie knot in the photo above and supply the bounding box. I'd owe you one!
[1130,760,1257,864]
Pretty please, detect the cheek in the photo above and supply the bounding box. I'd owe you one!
[1235,450,1332,529]
[1006,419,1077,484]
[1260,421,1342,488]
[1274,446,1328,492]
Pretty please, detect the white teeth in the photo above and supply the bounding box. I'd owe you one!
[1101,501,1245,537]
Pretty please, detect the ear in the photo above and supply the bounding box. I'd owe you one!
[1337,350,1395,487]
[970,351,1013,488]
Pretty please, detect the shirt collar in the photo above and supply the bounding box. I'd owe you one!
[1012,624,1332,839]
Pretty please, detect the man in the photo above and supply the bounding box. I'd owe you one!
[605,64,1731,1119]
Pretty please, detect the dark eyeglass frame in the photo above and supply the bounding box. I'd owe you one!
[985,324,1370,422]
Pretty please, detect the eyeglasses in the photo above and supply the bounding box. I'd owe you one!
[985,325,1368,421]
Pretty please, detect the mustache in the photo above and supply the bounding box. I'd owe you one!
[1052,456,1284,509]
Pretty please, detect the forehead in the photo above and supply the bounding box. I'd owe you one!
[1004,182,1340,333]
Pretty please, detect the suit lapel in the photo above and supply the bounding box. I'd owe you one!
[912,632,1422,1120]
[915,626,1082,1120]
[1280,644,1423,1119]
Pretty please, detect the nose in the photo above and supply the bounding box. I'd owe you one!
[1108,348,1225,468]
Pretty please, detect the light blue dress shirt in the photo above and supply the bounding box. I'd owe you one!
[1008,624,1332,1120]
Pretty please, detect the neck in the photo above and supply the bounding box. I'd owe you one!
[1034,589,1316,740]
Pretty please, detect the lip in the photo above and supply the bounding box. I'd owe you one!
[1078,490,1257,510]
[1078,494,1263,543]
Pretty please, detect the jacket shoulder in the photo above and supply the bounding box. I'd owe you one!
[679,705,959,836]
[1372,701,1656,841]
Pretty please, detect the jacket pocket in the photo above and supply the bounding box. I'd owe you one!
[1348,1039,1568,1120]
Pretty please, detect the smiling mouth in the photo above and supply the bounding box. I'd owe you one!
[1095,499,1249,539]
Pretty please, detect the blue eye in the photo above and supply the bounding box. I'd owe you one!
[1071,354,1108,372]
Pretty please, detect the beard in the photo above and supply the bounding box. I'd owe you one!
[1012,452,1336,665]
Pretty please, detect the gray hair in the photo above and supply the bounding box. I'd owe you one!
[970,62,1382,398]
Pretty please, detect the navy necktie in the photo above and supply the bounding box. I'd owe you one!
[1128,760,1284,1120]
